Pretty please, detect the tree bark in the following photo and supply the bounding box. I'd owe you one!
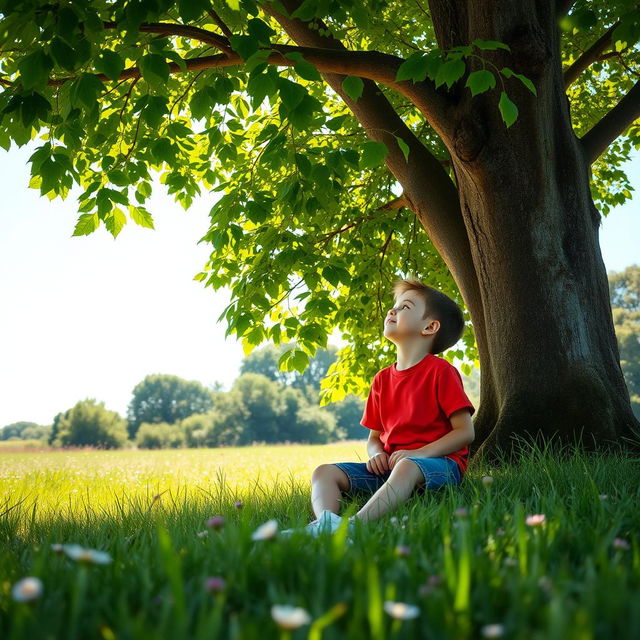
[424,0,640,463]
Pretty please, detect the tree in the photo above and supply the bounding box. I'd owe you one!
[241,342,339,396]
[609,264,640,418]
[127,373,215,437]
[136,421,185,448]
[1,1,639,461]
[51,398,129,448]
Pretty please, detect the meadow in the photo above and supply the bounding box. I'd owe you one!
[1,438,639,639]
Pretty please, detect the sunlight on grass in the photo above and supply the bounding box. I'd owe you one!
[1,438,639,639]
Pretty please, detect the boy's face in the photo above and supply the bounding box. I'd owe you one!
[384,290,439,344]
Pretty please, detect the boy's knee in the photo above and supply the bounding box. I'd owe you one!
[312,464,349,490]
[390,458,424,484]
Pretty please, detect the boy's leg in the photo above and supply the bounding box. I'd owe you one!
[355,459,425,523]
[310,464,351,518]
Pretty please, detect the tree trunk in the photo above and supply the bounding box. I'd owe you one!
[421,0,640,464]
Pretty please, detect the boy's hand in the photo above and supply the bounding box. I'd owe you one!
[367,452,390,475]
[388,449,415,470]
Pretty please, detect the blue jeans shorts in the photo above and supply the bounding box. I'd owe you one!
[332,456,461,495]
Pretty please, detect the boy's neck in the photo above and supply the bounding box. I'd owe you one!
[395,342,434,371]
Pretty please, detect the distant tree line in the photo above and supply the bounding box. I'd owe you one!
[3,265,638,448]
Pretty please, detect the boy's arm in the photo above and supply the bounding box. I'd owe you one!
[367,428,386,459]
[414,409,475,458]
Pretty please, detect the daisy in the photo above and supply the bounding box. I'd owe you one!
[62,544,112,565]
[383,601,420,620]
[271,604,312,629]
[481,623,505,637]
[11,577,43,602]
[251,519,278,540]
[613,537,630,550]
[525,514,545,527]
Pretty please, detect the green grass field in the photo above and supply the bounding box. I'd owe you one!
[1,439,639,639]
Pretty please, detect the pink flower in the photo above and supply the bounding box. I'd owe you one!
[395,545,411,557]
[454,507,468,518]
[206,516,225,530]
[234,500,244,509]
[525,514,545,527]
[205,576,226,593]
[613,537,630,550]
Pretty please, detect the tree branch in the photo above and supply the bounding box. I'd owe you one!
[581,79,640,163]
[563,22,620,87]
[102,20,234,55]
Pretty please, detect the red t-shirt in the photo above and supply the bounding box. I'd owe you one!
[360,353,475,475]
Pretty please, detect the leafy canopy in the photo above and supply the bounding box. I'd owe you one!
[1,0,638,403]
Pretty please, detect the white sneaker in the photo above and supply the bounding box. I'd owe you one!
[281,510,343,537]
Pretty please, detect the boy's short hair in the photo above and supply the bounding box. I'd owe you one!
[392,277,465,354]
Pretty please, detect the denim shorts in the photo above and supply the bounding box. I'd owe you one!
[332,455,462,495]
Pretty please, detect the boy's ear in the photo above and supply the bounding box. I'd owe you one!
[422,319,440,335]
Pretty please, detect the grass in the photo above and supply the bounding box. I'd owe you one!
[0,438,639,639]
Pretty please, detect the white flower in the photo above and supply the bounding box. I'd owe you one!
[383,601,420,620]
[525,514,545,527]
[271,604,312,629]
[62,544,112,564]
[598,494,608,501]
[196,530,209,538]
[481,623,505,637]
[251,519,278,540]
[11,577,43,602]
[482,475,494,485]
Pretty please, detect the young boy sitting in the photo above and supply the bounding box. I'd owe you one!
[282,277,475,537]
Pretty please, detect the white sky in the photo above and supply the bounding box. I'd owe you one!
[0,142,638,427]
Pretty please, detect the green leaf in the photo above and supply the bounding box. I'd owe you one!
[395,52,430,83]
[229,34,260,61]
[142,95,169,128]
[69,73,104,109]
[498,91,518,128]
[49,37,77,71]
[394,135,410,163]
[72,213,99,236]
[105,208,127,238]
[291,349,309,373]
[225,0,240,9]
[342,76,364,101]
[277,78,307,110]
[129,205,155,229]
[501,67,537,96]
[139,54,170,87]
[17,50,54,91]
[360,141,388,169]
[435,58,465,89]
[151,138,175,164]
[247,18,275,45]
[178,0,210,22]
[293,60,322,82]
[465,69,496,96]
[95,50,125,81]
[246,72,275,109]
[472,39,511,52]
[287,94,321,130]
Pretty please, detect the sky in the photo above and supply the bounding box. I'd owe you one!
[0,142,638,428]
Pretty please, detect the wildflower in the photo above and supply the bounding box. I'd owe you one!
[206,516,225,530]
[234,500,244,509]
[204,576,226,593]
[599,494,608,501]
[613,537,630,550]
[482,475,494,485]
[62,544,112,565]
[252,519,278,540]
[481,623,505,637]
[196,530,209,538]
[395,545,411,557]
[11,577,43,602]
[454,507,468,518]
[402,515,409,522]
[383,601,420,620]
[271,604,312,629]
[50,543,64,554]
[390,516,398,524]
[495,527,506,536]
[525,514,545,527]
[418,574,442,596]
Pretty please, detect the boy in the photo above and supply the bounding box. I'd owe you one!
[281,277,475,537]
